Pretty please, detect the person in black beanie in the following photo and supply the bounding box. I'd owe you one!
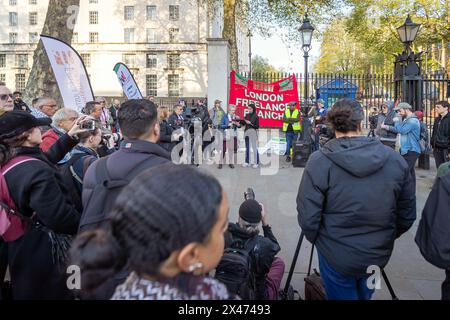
[223,199,285,300]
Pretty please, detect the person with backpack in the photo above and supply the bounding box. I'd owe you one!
[415,162,450,300]
[0,110,86,300]
[60,128,102,212]
[216,199,284,300]
[297,98,416,300]
[382,102,421,192]
[79,99,171,299]
[415,111,431,155]
[70,164,235,300]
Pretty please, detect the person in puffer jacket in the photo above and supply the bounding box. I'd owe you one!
[376,101,397,149]
[297,98,416,300]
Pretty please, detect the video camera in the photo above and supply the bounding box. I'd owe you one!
[244,188,255,201]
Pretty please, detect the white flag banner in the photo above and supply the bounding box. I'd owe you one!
[113,63,143,100]
[41,35,94,112]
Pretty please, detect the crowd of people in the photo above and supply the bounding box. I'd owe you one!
[1,82,450,301]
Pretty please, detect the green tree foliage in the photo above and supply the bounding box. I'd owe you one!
[251,55,282,74]
[343,0,450,73]
[315,18,371,74]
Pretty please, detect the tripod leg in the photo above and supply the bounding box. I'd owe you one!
[382,269,398,300]
[283,232,305,295]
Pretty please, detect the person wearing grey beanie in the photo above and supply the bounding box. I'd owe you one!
[222,199,285,300]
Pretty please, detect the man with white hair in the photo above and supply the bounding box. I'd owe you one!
[0,85,14,115]
[31,96,59,120]
[41,107,79,153]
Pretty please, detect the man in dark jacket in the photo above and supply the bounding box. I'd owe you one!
[431,101,450,169]
[168,105,185,130]
[80,99,171,299]
[415,162,450,300]
[13,91,31,113]
[244,103,260,167]
[297,98,416,300]
[224,199,283,300]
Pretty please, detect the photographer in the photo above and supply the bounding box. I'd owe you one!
[41,108,79,153]
[375,101,397,149]
[191,100,212,133]
[220,195,284,300]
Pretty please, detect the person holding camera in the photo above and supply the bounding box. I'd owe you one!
[0,110,88,299]
[375,101,397,149]
[382,102,421,192]
[297,98,416,300]
[41,108,79,153]
[222,196,284,300]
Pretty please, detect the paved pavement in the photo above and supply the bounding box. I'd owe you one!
[202,152,444,300]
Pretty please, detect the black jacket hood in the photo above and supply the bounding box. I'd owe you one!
[321,136,389,178]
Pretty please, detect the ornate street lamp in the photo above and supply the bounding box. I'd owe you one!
[299,14,315,117]
[396,15,421,52]
[395,15,428,169]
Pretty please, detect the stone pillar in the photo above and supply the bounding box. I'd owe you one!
[207,38,230,110]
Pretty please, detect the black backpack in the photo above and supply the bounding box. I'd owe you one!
[59,153,93,213]
[78,156,151,233]
[215,237,258,300]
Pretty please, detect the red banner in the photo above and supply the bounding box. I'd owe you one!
[228,71,300,127]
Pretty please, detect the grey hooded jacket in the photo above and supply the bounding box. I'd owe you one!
[376,101,397,143]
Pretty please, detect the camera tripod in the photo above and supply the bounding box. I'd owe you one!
[281,232,399,300]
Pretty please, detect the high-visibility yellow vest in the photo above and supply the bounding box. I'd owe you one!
[283,109,301,132]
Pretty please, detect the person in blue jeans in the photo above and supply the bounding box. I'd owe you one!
[282,102,302,162]
[382,102,421,192]
[297,98,416,300]
[317,251,374,300]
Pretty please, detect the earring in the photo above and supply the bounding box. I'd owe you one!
[188,262,204,275]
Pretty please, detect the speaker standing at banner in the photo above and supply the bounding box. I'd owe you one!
[243,103,260,168]
[282,102,302,163]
